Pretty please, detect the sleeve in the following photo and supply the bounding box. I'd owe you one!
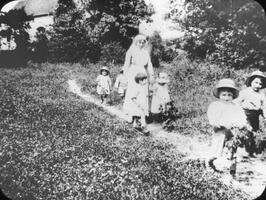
[108,77,112,89]
[114,76,120,88]
[232,105,248,128]
[147,56,154,83]
[122,49,132,74]
[96,75,101,84]
[261,91,266,118]
[207,102,221,127]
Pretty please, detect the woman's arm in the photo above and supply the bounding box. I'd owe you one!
[122,49,132,74]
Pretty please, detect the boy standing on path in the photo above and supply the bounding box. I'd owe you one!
[207,78,249,176]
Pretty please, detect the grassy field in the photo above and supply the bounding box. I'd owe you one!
[0,62,251,199]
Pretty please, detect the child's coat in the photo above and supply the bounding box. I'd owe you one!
[151,83,170,114]
[114,74,128,95]
[207,101,247,158]
[96,75,112,95]
[127,84,149,117]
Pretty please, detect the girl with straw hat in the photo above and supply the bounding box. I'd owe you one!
[96,66,112,104]
[150,72,171,122]
[235,70,266,157]
[207,78,249,176]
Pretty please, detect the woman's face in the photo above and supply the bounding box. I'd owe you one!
[136,39,146,48]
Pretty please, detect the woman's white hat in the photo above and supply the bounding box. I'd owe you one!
[245,70,266,88]
[133,34,147,44]
[100,66,110,74]
[157,72,170,83]
[213,78,239,99]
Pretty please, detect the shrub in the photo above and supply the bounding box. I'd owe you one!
[100,42,126,64]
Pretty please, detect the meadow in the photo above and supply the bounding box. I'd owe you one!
[0,61,254,199]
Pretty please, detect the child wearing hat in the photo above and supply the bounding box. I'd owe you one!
[96,66,112,104]
[150,72,171,122]
[207,78,248,175]
[114,69,128,99]
[234,70,266,156]
[126,72,150,135]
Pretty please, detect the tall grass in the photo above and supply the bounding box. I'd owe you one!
[0,62,250,199]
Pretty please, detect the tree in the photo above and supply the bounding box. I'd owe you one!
[48,0,87,62]
[49,0,153,63]
[169,0,266,69]
[0,9,32,67]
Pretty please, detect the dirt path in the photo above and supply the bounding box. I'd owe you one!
[68,79,266,199]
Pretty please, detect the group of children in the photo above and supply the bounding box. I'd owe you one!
[207,70,266,176]
[96,66,172,134]
[96,65,266,175]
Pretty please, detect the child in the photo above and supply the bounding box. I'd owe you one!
[114,69,128,99]
[150,72,171,123]
[207,78,248,175]
[96,66,112,104]
[234,70,266,157]
[128,73,150,135]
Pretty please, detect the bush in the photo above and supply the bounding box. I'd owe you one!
[100,42,126,64]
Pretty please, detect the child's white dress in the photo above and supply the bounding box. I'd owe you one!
[207,101,247,158]
[151,83,170,114]
[114,74,128,95]
[126,84,149,117]
[96,75,112,95]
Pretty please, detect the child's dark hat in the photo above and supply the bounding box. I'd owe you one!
[245,70,266,88]
[213,78,239,99]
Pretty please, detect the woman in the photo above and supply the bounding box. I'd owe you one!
[122,34,154,121]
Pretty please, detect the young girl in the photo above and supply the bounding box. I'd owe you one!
[207,78,248,175]
[114,69,128,99]
[150,72,171,122]
[96,66,112,104]
[234,70,266,156]
[127,73,149,135]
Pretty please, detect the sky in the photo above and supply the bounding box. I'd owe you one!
[142,0,185,39]
[1,0,185,40]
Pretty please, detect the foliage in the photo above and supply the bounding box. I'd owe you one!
[48,0,153,63]
[0,63,250,200]
[31,26,49,62]
[0,9,32,67]
[149,31,165,67]
[169,0,266,69]
[48,0,88,62]
[100,42,126,64]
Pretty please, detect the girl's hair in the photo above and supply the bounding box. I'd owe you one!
[249,76,264,86]
[217,87,235,97]
[135,73,147,83]
[100,69,109,75]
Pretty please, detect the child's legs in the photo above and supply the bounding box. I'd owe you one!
[140,114,147,127]
[245,131,256,155]
[244,109,260,155]
[151,112,160,123]
[132,116,141,128]
[244,109,261,131]
[210,128,227,158]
